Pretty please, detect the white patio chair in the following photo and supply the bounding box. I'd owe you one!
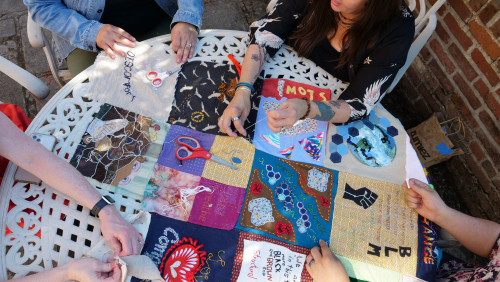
[387,0,447,92]
[27,12,71,87]
[0,55,50,104]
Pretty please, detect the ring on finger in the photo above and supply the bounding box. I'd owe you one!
[308,259,315,267]
[233,116,240,121]
[219,117,224,122]
[187,42,192,48]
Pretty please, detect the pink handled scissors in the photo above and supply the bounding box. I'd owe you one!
[146,68,181,87]
[175,136,238,170]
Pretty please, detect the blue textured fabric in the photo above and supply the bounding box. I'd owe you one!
[236,150,338,249]
[133,213,239,282]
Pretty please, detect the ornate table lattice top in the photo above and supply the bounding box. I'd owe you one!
[0,30,347,279]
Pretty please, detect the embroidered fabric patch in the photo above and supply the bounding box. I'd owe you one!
[70,104,151,186]
[330,172,419,277]
[135,213,239,282]
[159,237,207,281]
[261,133,280,148]
[201,136,255,188]
[248,198,275,226]
[168,61,262,140]
[188,178,246,230]
[307,168,329,192]
[87,119,170,200]
[253,79,330,164]
[230,231,312,282]
[298,132,324,161]
[157,125,216,176]
[324,104,407,185]
[279,145,295,159]
[236,150,337,248]
[261,78,331,101]
[143,165,202,221]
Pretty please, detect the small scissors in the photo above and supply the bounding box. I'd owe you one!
[176,136,239,170]
[147,68,181,87]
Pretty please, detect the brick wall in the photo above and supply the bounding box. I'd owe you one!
[399,0,500,221]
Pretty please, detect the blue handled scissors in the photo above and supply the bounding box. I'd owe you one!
[175,136,238,170]
[147,68,181,87]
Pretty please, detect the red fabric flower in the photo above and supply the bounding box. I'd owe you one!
[320,196,329,207]
[275,222,292,236]
[251,182,262,195]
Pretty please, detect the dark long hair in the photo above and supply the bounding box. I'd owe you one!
[289,0,401,68]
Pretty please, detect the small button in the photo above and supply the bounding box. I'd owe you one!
[349,64,353,68]
[97,9,102,13]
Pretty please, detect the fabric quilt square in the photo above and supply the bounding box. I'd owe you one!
[201,136,255,188]
[70,104,151,186]
[87,42,181,122]
[236,149,338,248]
[134,213,239,282]
[328,172,432,281]
[157,125,216,176]
[168,61,262,140]
[324,105,407,184]
[143,165,202,221]
[188,178,246,230]
[231,232,312,282]
[253,79,330,164]
[86,119,170,200]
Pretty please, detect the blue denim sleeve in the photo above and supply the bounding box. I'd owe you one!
[24,0,103,52]
[171,0,204,30]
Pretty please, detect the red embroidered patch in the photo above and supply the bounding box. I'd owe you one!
[275,221,292,236]
[251,182,262,195]
[320,196,329,207]
[159,237,207,282]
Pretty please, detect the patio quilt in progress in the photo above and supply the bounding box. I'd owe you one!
[72,59,437,281]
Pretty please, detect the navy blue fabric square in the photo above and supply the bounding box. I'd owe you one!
[132,213,239,282]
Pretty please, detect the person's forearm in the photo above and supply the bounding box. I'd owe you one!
[239,44,268,85]
[435,207,500,257]
[25,0,103,51]
[306,100,351,123]
[0,114,102,210]
[23,146,102,210]
[5,263,69,282]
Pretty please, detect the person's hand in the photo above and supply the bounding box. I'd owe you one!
[266,98,308,133]
[96,24,136,59]
[306,240,349,282]
[99,205,144,257]
[404,178,449,222]
[171,22,198,63]
[218,89,252,137]
[65,257,121,282]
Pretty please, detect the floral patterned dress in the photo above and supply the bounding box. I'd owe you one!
[436,233,500,281]
[248,0,415,123]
